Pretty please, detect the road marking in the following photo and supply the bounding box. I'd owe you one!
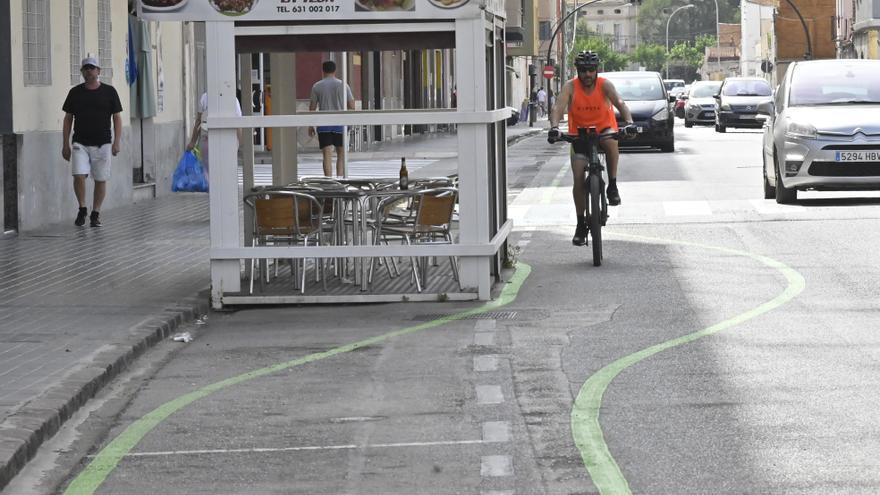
[570,233,805,495]
[475,319,497,331]
[94,439,487,459]
[480,455,513,477]
[474,355,498,372]
[482,491,514,495]
[482,421,510,443]
[474,332,495,346]
[63,264,532,495]
[476,385,504,405]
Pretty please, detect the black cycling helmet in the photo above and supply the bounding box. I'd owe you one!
[574,51,600,70]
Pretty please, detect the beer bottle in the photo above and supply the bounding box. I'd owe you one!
[399,157,409,190]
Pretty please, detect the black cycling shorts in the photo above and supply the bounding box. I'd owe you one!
[318,132,343,149]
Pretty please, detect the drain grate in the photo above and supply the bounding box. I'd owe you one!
[411,311,518,321]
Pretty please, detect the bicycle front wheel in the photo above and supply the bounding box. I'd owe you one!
[588,174,603,266]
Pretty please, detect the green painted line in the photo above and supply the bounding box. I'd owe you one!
[571,233,806,495]
[64,263,532,495]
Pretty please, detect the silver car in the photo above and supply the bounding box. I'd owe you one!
[760,59,880,203]
[684,81,722,127]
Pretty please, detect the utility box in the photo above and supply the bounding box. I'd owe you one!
[507,0,538,57]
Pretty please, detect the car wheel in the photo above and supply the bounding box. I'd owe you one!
[716,123,726,133]
[762,152,775,199]
[773,151,797,204]
[684,119,693,128]
[660,139,675,153]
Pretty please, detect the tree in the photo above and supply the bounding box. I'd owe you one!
[630,43,666,73]
[637,0,739,46]
[570,37,629,73]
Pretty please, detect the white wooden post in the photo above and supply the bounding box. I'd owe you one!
[207,22,241,308]
[455,18,492,300]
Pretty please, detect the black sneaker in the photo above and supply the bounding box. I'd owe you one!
[572,223,588,246]
[607,185,621,206]
[89,211,102,227]
[74,207,87,227]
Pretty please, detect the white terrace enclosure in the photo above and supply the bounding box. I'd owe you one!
[139,0,511,308]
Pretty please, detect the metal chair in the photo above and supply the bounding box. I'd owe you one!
[370,187,459,292]
[244,190,325,294]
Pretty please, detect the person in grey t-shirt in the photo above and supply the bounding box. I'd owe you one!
[308,60,355,177]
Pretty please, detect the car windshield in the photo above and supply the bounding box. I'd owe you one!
[690,83,722,98]
[721,79,772,96]
[606,77,665,101]
[790,64,880,105]
[664,81,684,91]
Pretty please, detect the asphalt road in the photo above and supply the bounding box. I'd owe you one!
[10,121,880,495]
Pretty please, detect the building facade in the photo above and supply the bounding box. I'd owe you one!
[571,0,639,54]
[1,0,195,232]
[741,0,776,81]
[852,0,880,58]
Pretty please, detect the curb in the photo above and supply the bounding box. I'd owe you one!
[0,293,210,491]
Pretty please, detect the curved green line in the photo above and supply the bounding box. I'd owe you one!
[571,234,806,495]
[64,263,532,495]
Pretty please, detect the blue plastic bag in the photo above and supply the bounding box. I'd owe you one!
[171,150,208,193]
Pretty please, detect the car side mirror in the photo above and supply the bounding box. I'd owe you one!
[668,95,676,103]
[756,101,775,116]
[713,94,721,100]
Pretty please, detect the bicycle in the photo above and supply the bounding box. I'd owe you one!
[549,126,635,266]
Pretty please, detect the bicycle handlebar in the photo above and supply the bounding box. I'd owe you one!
[548,125,638,144]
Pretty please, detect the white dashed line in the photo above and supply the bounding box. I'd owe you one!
[480,455,513,477]
[474,332,495,346]
[482,421,510,443]
[475,385,504,404]
[474,355,498,372]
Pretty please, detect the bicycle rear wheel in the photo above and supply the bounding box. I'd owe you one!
[588,174,603,266]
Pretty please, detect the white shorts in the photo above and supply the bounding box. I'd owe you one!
[71,142,111,181]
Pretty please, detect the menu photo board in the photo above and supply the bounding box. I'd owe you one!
[138,0,494,21]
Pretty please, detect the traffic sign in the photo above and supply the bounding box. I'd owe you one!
[543,65,555,78]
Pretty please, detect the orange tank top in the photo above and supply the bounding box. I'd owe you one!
[568,77,618,135]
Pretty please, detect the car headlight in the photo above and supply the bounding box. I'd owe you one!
[785,121,817,140]
[652,108,669,121]
[720,103,731,111]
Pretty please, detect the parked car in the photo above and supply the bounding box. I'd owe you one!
[603,71,675,152]
[761,59,880,203]
[714,77,773,132]
[683,80,722,127]
[663,79,686,101]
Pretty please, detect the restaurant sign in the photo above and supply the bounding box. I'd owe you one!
[138,0,497,21]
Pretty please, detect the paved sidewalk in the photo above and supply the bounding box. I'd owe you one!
[0,124,546,490]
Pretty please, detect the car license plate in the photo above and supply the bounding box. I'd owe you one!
[836,151,880,161]
[636,126,644,133]
[739,114,756,120]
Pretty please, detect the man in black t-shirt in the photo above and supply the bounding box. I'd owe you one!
[62,56,123,227]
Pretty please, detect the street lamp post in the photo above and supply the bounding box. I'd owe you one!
[665,4,694,79]
[706,0,721,75]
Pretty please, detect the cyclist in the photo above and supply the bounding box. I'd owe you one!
[548,51,635,246]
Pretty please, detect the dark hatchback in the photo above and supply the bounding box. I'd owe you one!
[602,71,675,152]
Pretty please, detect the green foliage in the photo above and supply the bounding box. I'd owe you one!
[637,0,739,46]
[630,43,667,72]
[570,37,629,72]
[666,35,717,80]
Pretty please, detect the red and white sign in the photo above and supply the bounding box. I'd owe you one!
[543,65,555,79]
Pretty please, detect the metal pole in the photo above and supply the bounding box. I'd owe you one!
[713,0,720,73]
[783,0,813,59]
[665,5,694,79]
